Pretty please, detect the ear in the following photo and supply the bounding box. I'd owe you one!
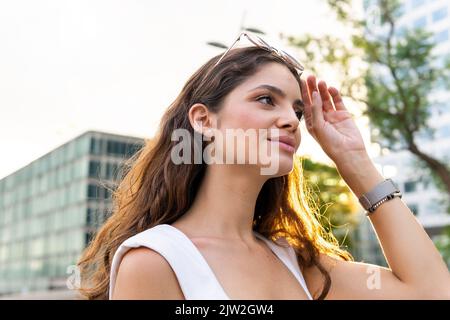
[188,103,216,135]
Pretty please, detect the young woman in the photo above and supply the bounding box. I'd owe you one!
[77,32,450,300]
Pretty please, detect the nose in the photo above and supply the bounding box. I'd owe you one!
[276,107,300,132]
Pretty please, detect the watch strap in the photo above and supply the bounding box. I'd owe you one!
[358,178,400,210]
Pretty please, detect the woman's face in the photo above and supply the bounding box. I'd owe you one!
[213,62,302,177]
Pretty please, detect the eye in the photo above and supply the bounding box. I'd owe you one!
[257,93,303,120]
[295,109,304,121]
[256,95,275,106]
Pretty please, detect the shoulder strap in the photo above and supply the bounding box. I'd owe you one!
[109,224,228,299]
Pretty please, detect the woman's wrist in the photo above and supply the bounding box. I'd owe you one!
[334,152,385,199]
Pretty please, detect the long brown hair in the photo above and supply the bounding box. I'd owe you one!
[77,46,353,300]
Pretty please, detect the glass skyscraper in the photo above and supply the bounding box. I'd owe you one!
[0,131,144,298]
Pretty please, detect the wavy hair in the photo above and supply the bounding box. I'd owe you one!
[77,46,353,300]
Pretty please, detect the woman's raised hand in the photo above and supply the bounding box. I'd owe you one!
[300,75,367,164]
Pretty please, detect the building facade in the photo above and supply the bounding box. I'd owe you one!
[0,131,144,298]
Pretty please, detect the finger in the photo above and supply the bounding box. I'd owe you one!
[307,75,318,96]
[318,80,334,112]
[311,90,325,129]
[300,78,311,106]
[301,80,313,131]
[328,87,347,111]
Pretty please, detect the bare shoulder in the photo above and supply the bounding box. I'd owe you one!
[111,247,185,300]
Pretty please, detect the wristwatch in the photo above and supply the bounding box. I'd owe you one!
[358,178,402,215]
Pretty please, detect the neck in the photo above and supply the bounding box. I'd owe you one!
[177,164,268,242]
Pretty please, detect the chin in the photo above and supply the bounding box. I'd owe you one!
[275,159,295,176]
[258,139,298,177]
[259,154,294,177]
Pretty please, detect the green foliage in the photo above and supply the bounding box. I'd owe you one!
[302,157,360,251]
[286,0,450,151]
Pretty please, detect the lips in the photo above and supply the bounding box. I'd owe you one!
[267,135,296,153]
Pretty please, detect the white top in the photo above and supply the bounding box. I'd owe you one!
[109,224,313,300]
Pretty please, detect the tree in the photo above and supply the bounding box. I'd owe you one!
[284,0,450,206]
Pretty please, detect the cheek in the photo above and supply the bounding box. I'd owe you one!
[221,105,269,130]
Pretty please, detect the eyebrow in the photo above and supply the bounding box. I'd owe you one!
[248,84,304,108]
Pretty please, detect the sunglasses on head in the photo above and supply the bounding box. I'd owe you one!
[205,32,305,80]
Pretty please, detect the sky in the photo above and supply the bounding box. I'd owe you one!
[0,0,373,180]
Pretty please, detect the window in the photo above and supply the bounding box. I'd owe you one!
[106,163,119,180]
[86,208,93,226]
[107,140,126,156]
[51,169,58,189]
[432,7,448,22]
[61,144,70,164]
[61,165,71,185]
[404,180,418,193]
[76,135,90,157]
[90,137,103,155]
[87,184,108,200]
[87,184,100,199]
[413,16,427,29]
[67,206,84,229]
[87,207,101,227]
[435,29,449,43]
[408,203,419,216]
[67,141,75,161]
[89,161,101,178]
[56,149,64,168]
[71,231,84,253]
[29,258,43,277]
[85,231,95,246]
[73,159,88,179]
[126,142,143,157]
[30,237,45,258]
[38,176,45,194]
[77,181,87,203]
[57,167,65,187]
[46,256,57,278]
[411,0,425,9]
[104,187,113,200]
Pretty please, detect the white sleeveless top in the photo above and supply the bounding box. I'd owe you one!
[109,224,313,300]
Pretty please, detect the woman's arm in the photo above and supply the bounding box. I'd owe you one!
[300,75,450,299]
[307,152,450,299]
